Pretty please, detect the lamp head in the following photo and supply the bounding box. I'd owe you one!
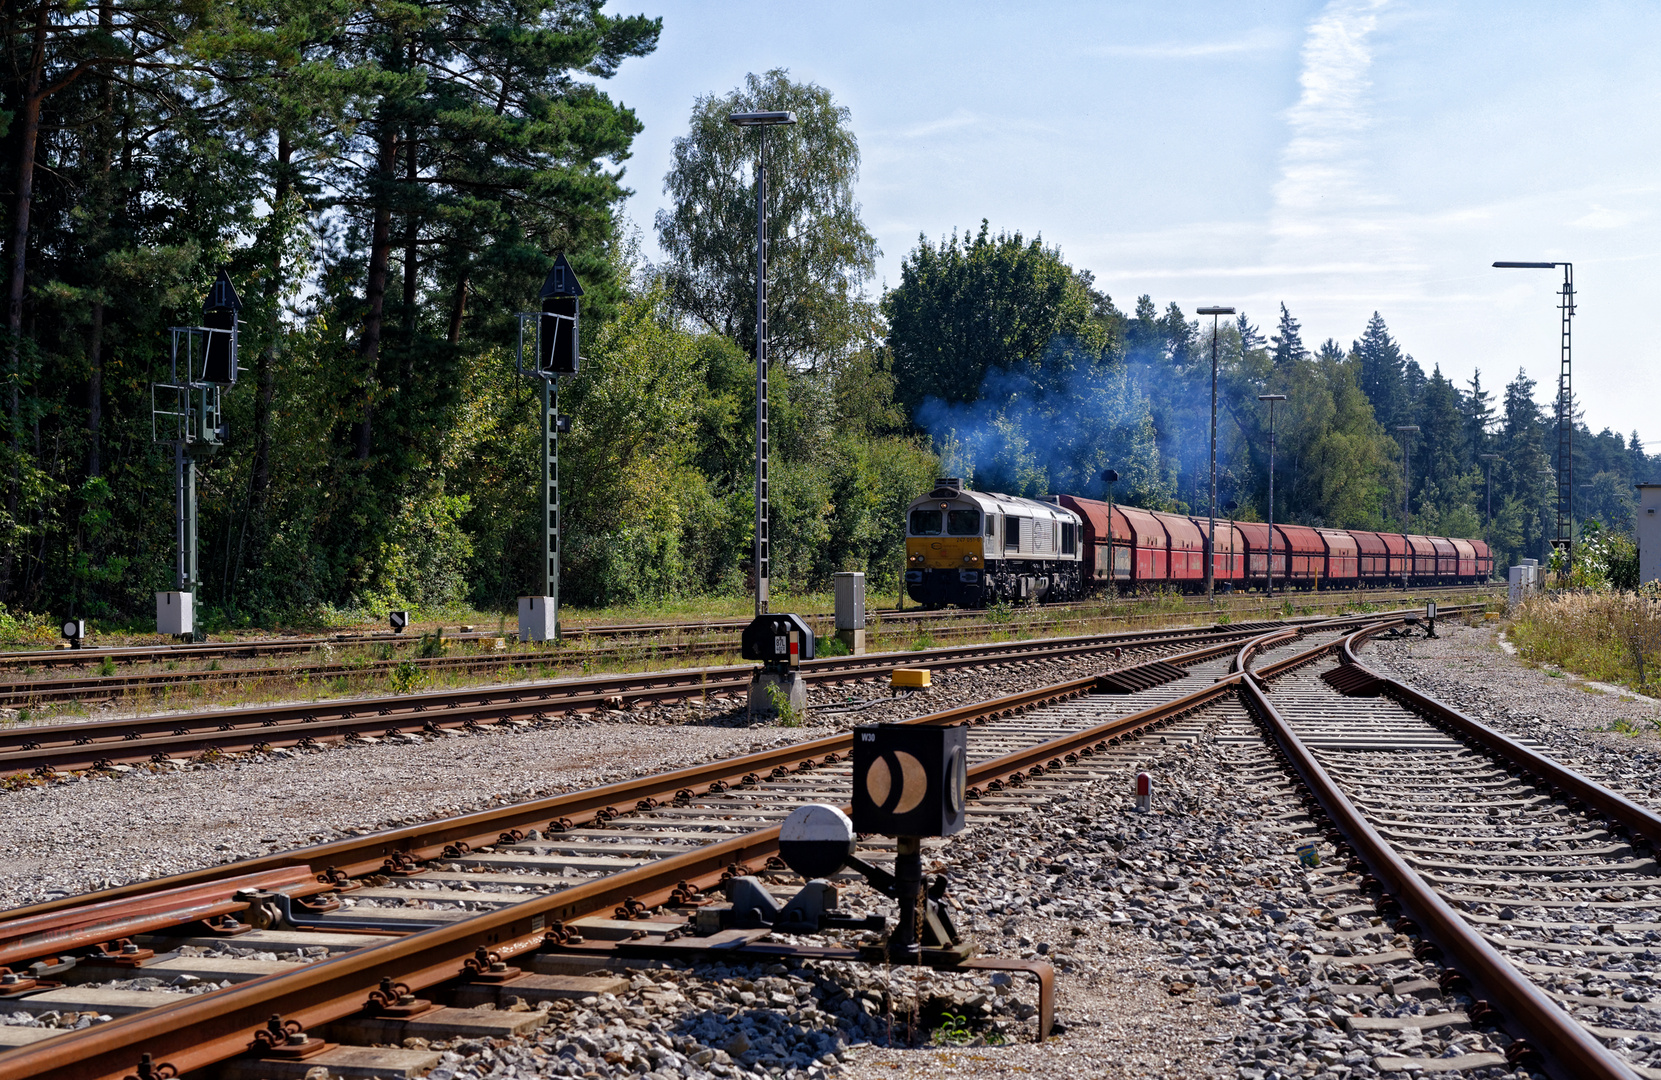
[1196,306,1235,316]
[728,111,797,127]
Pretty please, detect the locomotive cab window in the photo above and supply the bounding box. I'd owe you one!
[1061,522,1076,554]
[947,509,980,536]
[909,509,943,535]
[985,515,995,537]
[1004,517,1021,552]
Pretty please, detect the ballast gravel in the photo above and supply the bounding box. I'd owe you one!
[0,643,1200,911]
[1,618,1617,1078]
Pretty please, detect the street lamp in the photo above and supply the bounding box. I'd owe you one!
[1198,306,1235,600]
[1494,259,1574,570]
[1480,453,1500,561]
[730,110,797,616]
[1395,425,1420,589]
[1258,394,1286,598]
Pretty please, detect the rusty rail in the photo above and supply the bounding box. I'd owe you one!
[0,625,1328,1080]
[1242,633,1642,1080]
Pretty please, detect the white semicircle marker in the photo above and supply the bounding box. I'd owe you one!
[866,756,892,807]
[895,751,929,814]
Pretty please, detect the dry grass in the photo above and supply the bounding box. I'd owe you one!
[1509,590,1661,693]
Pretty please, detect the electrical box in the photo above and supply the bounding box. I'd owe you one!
[157,591,194,636]
[852,723,967,837]
[519,596,556,643]
[834,572,866,630]
[740,613,815,665]
[1638,484,1661,585]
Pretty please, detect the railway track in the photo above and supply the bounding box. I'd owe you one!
[0,617,1359,776]
[0,619,1380,1079]
[1230,623,1661,1079]
[0,583,1499,679]
[18,601,1640,1080]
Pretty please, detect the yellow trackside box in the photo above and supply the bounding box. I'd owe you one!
[891,668,931,689]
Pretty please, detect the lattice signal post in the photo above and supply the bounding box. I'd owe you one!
[151,271,242,638]
[728,109,797,617]
[515,253,582,643]
[1494,260,1575,567]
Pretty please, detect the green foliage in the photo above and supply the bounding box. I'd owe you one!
[390,660,425,694]
[885,221,1108,416]
[657,69,878,370]
[764,681,802,727]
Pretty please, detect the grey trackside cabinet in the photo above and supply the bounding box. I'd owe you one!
[1639,484,1661,586]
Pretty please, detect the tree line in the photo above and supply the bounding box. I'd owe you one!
[886,227,1653,574]
[0,16,1636,624]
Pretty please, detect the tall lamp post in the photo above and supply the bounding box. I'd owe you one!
[1197,306,1235,600]
[1258,394,1286,598]
[1494,260,1574,571]
[1395,424,1420,589]
[1480,453,1500,560]
[730,109,797,617]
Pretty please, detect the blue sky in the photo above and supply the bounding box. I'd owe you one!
[602,1,1661,446]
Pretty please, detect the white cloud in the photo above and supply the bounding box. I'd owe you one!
[1270,0,1392,256]
[1082,30,1282,60]
[1571,203,1639,230]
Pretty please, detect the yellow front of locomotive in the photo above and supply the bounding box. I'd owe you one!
[904,485,992,608]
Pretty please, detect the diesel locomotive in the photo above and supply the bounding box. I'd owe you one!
[904,478,1494,608]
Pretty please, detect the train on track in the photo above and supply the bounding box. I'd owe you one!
[904,478,1495,608]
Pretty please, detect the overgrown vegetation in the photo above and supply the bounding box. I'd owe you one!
[1509,589,1661,694]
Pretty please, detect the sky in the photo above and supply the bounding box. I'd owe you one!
[600,0,1661,446]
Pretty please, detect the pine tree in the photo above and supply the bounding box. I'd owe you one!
[1270,302,1306,367]
[1353,312,1405,430]
[1462,370,1495,457]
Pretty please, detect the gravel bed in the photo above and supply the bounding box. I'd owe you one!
[0,645,1189,912]
[1364,621,1661,812]
[1,624,1565,1079]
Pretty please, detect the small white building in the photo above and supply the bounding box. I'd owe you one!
[1638,484,1661,586]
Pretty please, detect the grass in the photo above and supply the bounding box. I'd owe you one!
[1508,590,1661,695]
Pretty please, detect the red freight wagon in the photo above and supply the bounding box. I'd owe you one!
[1406,535,1436,578]
[1317,529,1360,584]
[1114,505,1171,582]
[1276,525,1326,586]
[1153,511,1206,582]
[1352,531,1391,582]
[1450,538,1476,579]
[1380,533,1410,581]
[1429,537,1458,581]
[1058,495,1133,583]
[1188,516,1246,583]
[1234,522,1284,584]
[1470,539,1493,580]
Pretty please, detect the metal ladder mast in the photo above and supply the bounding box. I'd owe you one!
[1555,264,1574,559]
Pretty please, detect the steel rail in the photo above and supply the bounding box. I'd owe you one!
[0,612,1209,708]
[3,622,1294,933]
[0,629,1324,1080]
[0,623,1303,775]
[1337,637,1661,848]
[1242,636,1642,1080]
